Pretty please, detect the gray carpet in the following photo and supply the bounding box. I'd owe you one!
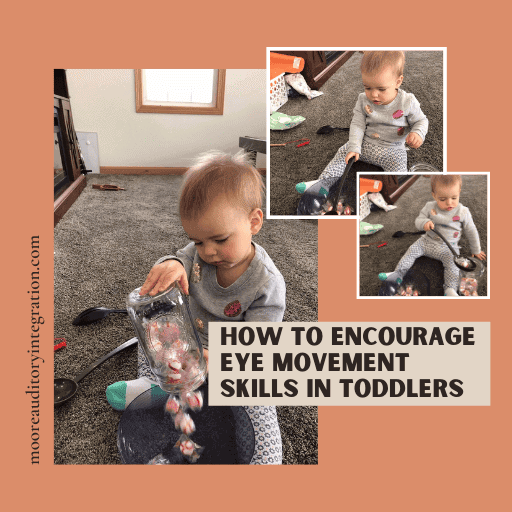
[54,174,318,465]
[270,51,444,215]
[359,175,488,296]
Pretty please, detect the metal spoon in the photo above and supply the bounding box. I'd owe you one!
[296,158,356,216]
[54,337,138,406]
[316,125,349,135]
[431,227,477,272]
[393,230,426,238]
[323,157,356,215]
[72,306,128,326]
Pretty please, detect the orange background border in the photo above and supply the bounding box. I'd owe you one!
[5,3,509,511]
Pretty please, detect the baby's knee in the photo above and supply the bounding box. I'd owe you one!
[335,143,349,158]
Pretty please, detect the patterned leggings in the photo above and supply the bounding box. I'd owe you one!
[137,344,283,465]
[319,140,408,179]
[394,236,460,291]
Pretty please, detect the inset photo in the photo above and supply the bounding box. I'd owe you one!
[359,173,488,297]
[267,49,445,218]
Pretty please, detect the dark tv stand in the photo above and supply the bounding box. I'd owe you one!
[272,51,355,89]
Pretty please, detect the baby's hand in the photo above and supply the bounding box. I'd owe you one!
[345,152,360,164]
[472,251,487,261]
[139,260,189,296]
[424,220,435,231]
[406,132,423,149]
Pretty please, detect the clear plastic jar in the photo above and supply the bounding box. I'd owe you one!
[409,162,441,173]
[126,285,207,393]
[458,258,485,296]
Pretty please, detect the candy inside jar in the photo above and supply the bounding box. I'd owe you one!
[395,284,420,296]
[459,276,479,296]
[321,199,354,216]
[126,285,207,394]
[457,257,485,297]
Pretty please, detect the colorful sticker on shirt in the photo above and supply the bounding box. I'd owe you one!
[195,318,204,331]
[365,105,373,115]
[224,300,242,318]
[393,110,404,119]
[453,232,459,238]
[453,216,460,221]
[371,133,380,139]
[397,127,405,136]
[431,209,437,216]
[191,263,202,283]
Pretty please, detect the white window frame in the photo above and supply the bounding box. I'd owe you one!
[135,69,225,115]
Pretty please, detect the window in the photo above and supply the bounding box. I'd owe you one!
[135,69,225,115]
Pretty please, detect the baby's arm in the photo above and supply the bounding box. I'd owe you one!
[406,95,429,148]
[346,95,367,158]
[415,203,434,231]
[462,209,486,260]
[139,243,195,296]
[243,275,286,323]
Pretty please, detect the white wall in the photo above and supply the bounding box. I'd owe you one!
[66,69,266,168]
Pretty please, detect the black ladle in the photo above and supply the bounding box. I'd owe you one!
[54,337,138,406]
[317,125,349,135]
[431,227,477,272]
[72,306,128,326]
[393,230,426,238]
[323,156,356,215]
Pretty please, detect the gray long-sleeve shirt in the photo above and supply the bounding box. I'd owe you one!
[415,201,482,255]
[155,242,286,349]
[347,89,429,154]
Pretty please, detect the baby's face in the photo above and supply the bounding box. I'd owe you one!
[182,195,262,271]
[362,66,403,106]
[432,183,460,212]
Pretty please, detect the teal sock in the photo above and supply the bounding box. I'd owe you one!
[296,179,319,194]
[106,377,167,411]
[378,272,402,284]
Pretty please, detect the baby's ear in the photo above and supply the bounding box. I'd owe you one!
[249,208,264,235]
[396,75,404,89]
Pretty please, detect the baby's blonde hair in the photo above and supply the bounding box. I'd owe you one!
[431,174,462,193]
[179,151,264,220]
[361,51,405,78]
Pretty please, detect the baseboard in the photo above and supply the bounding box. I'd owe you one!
[100,166,187,175]
[100,166,266,176]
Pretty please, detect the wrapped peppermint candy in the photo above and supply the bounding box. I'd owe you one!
[395,284,420,297]
[147,454,171,465]
[173,434,204,464]
[181,390,203,412]
[165,395,181,415]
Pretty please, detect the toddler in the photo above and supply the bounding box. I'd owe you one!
[379,175,486,296]
[106,152,286,464]
[296,51,429,194]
